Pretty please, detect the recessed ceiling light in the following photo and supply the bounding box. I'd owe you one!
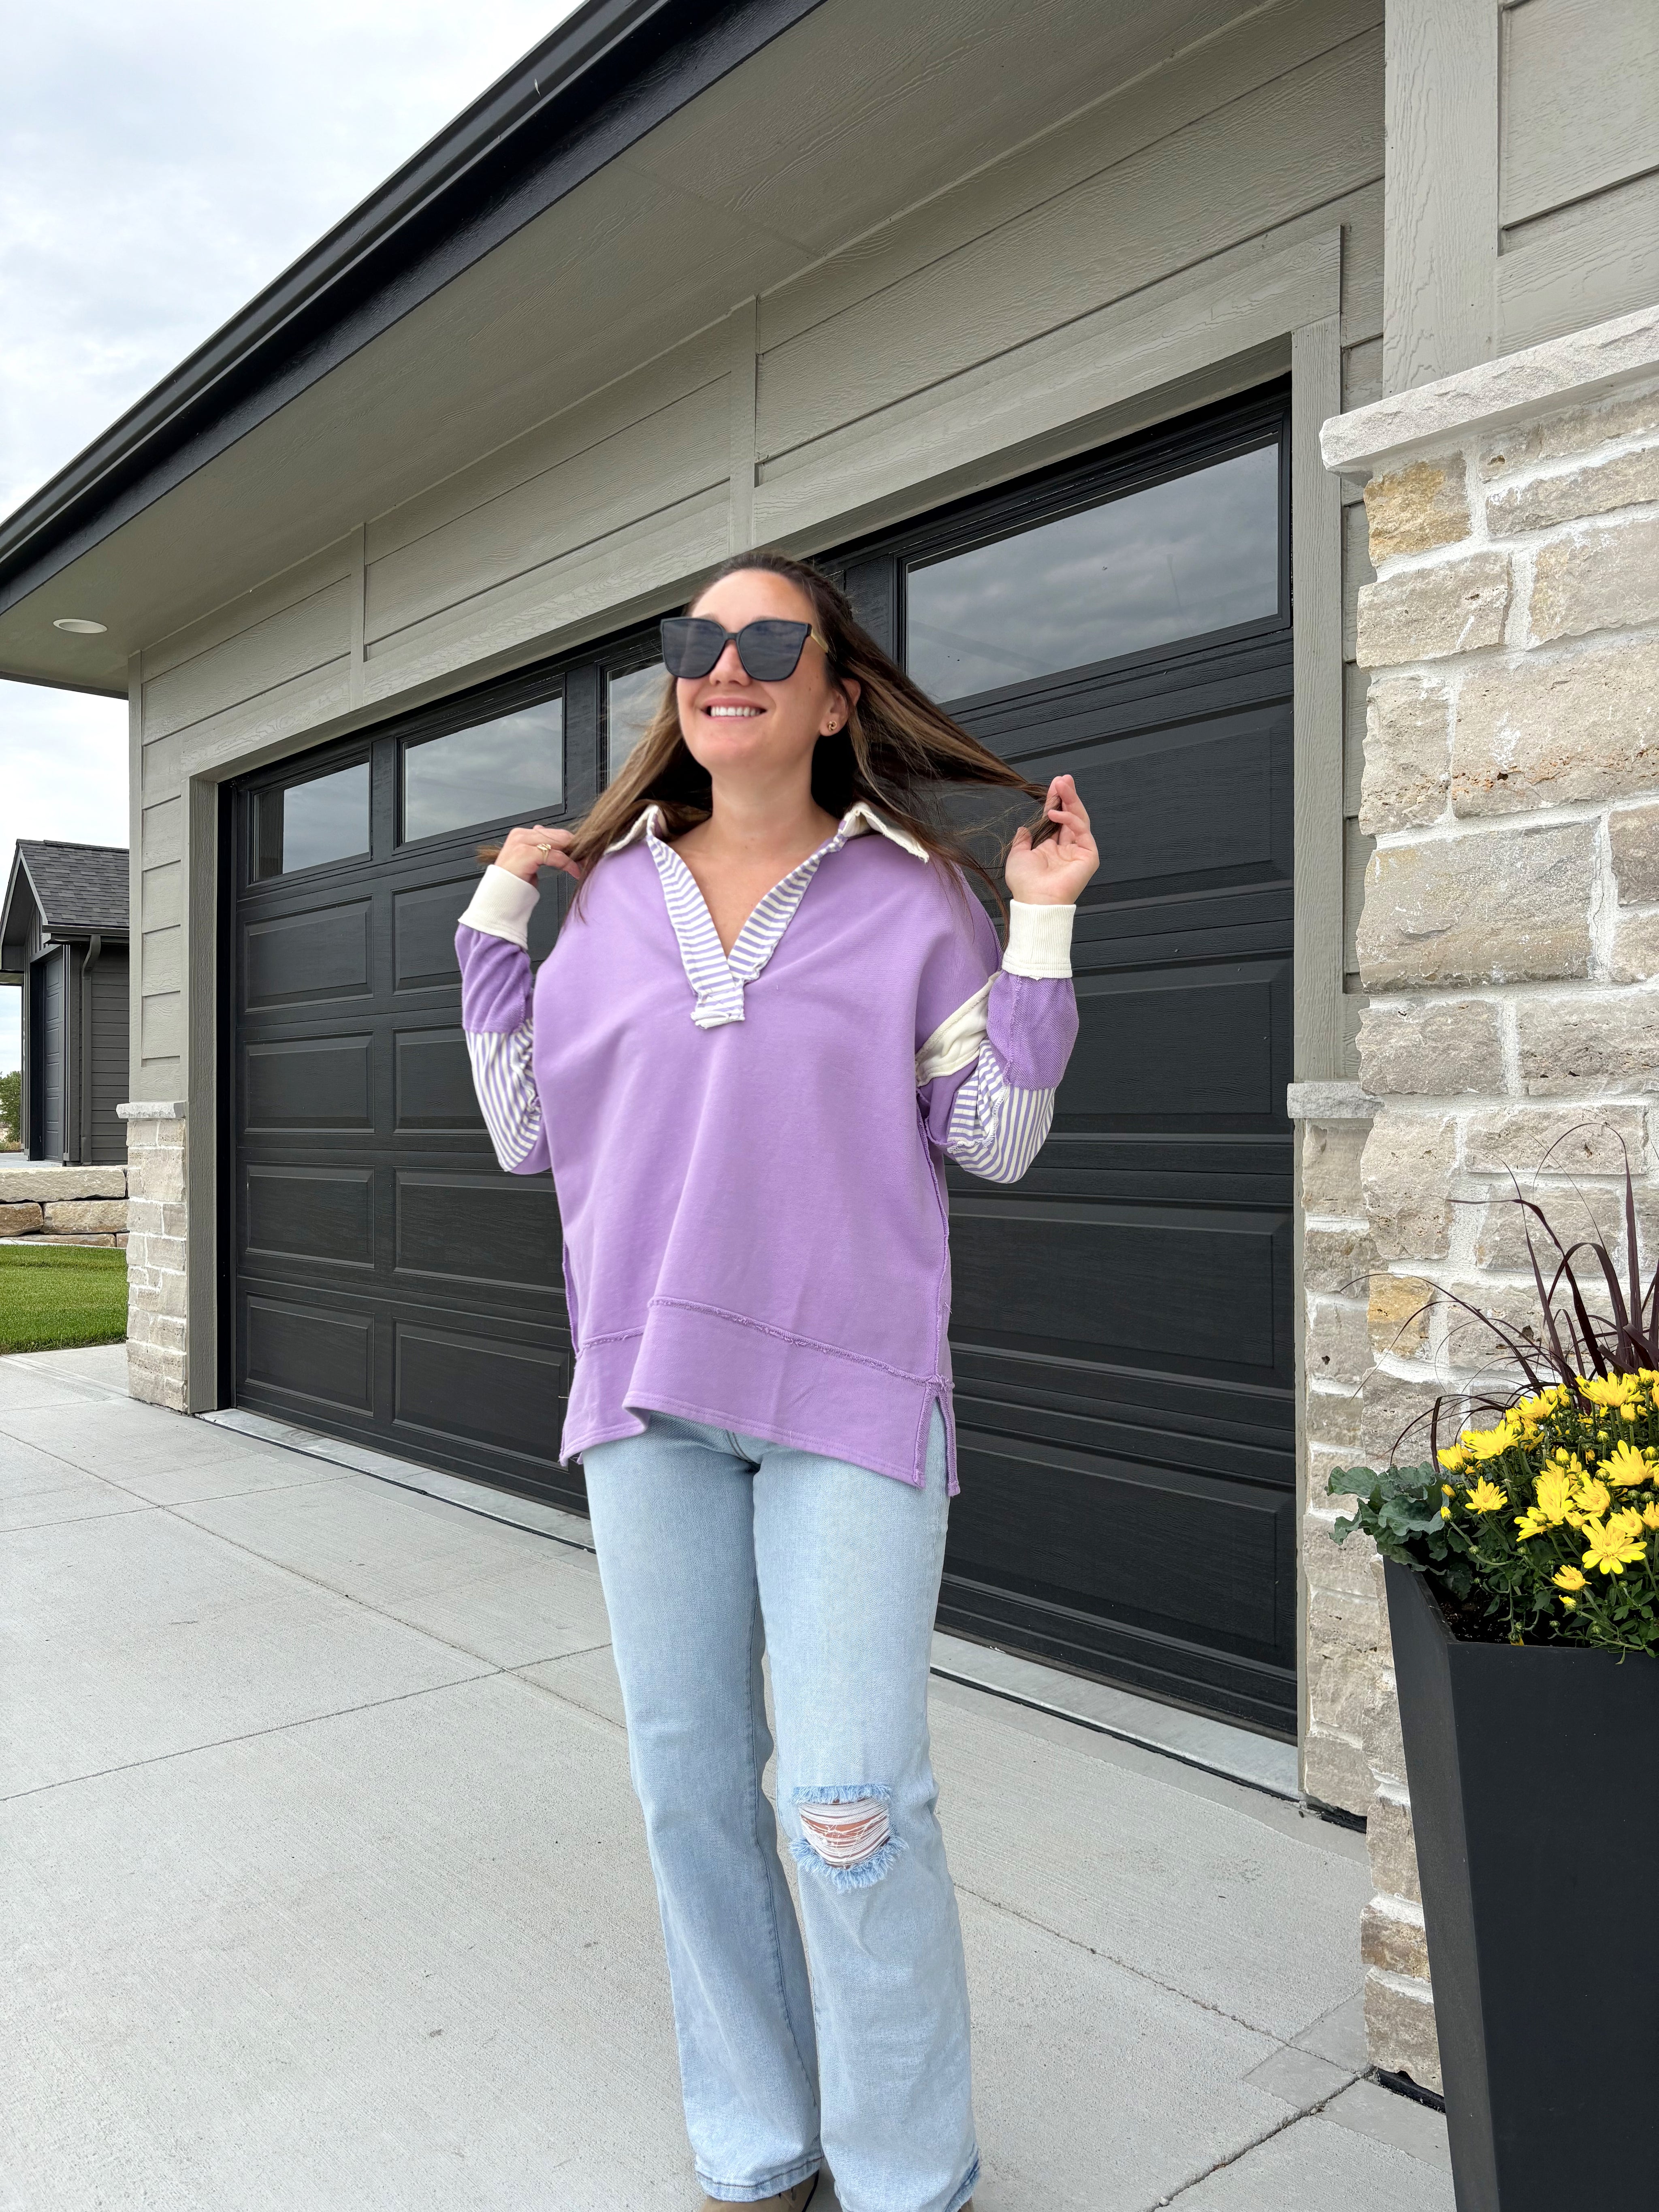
[53,616,107,634]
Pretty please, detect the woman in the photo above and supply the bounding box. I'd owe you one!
[456,551,1096,2212]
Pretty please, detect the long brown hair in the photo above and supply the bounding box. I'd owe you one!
[483,549,1056,915]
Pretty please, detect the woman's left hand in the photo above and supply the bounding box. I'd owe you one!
[1005,774,1099,907]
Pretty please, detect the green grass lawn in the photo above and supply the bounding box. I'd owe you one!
[0,1244,128,1355]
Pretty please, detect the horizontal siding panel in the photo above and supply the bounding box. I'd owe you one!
[140,542,357,685]
[179,659,352,781]
[142,863,182,931]
[1496,168,1659,356]
[143,579,354,743]
[1501,0,1659,230]
[365,379,728,646]
[366,322,729,563]
[142,926,182,995]
[141,734,182,802]
[754,229,1336,544]
[756,30,1382,464]
[362,486,731,706]
[141,991,183,1060]
[757,0,1383,353]
[141,797,183,866]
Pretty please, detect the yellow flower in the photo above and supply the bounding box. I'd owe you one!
[1602,1441,1650,1489]
[1437,1448,1467,1473]
[1532,1468,1575,1524]
[1440,1505,1451,1521]
[1578,1373,1641,1410]
[1515,1508,1547,1540]
[1553,1564,1587,1592]
[1581,1519,1647,1576]
[1608,1507,1646,1542]
[1644,1502,1659,1530]
[1466,1478,1506,1514]
[1461,1425,1514,1463]
[1517,1393,1556,1426]
[1560,1595,1579,1610]
[1574,1476,1612,1520]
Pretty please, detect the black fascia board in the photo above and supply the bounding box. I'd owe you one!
[0,0,828,620]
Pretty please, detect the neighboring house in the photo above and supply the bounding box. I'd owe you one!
[0,843,130,1163]
[0,0,1655,2089]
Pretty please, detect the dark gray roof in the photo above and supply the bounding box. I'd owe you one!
[13,841,129,934]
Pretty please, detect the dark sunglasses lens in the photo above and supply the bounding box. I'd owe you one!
[660,617,726,679]
[737,620,812,680]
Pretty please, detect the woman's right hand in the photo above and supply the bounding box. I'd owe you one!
[494,824,583,883]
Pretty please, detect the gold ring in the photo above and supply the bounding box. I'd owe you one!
[535,842,552,857]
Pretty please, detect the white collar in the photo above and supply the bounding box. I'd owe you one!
[606,799,929,861]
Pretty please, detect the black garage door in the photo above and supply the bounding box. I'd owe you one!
[230,383,1294,1732]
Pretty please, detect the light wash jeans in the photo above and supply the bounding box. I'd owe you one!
[581,1404,978,2212]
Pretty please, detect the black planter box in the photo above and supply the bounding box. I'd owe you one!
[1384,1560,1659,2211]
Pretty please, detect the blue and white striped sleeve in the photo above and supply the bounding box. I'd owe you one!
[454,866,551,1177]
[917,903,1079,1185]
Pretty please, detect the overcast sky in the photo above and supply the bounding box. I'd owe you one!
[0,0,582,1077]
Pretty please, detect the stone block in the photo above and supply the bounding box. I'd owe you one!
[1358,822,1594,989]
[1307,1383,1363,1451]
[1487,444,1659,534]
[1307,1297,1372,1388]
[1310,1438,1367,1502]
[1479,383,1659,476]
[1610,804,1659,906]
[1368,1273,1433,1358]
[1362,1664,1408,1787]
[0,1203,43,1235]
[128,1308,187,1354]
[42,1201,127,1233]
[1517,994,1659,1094]
[1452,635,1659,814]
[127,1340,188,1412]
[0,1165,126,1201]
[125,1199,166,1238]
[1357,998,1506,1096]
[1436,1276,1561,1372]
[1365,1966,1443,2094]
[1360,1370,1446,1471]
[1304,1222,1377,1297]
[1473,1181,1659,1271]
[1359,676,1452,834]
[1304,1506,1383,1601]
[1355,552,1511,668]
[1462,1103,1645,1176]
[128,1145,186,1203]
[1364,455,1471,560]
[1531,513,1659,643]
[1302,1120,1369,1214]
[1302,1729,1373,1820]
[1306,1642,1385,1756]
[1612,913,1659,984]
[30,1233,117,1245]
[1361,1895,1431,1979]
[1361,1115,1457,1260]
[1368,1785,1422,1904]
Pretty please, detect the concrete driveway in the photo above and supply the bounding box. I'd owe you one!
[2,1344,1453,2210]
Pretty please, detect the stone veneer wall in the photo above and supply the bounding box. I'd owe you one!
[118,1102,189,1410]
[0,1162,129,1243]
[1301,304,1659,2092]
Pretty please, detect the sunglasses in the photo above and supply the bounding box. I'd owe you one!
[660,615,830,684]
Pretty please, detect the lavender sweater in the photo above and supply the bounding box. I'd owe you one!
[455,804,1079,1491]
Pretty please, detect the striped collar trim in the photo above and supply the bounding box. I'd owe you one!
[617,801,927,1028]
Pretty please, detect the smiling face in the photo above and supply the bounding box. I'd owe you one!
[677,568,856,783]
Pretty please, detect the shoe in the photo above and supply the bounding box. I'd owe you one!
[703,2176,819,2211]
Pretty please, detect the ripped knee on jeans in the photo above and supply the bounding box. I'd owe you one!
[790,1785,906,1891]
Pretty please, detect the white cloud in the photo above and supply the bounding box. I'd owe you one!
[0,0,584,1082]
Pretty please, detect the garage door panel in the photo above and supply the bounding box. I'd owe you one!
[1062,962,1290,1127]
[393,1324,569,1461]
[394,1028,484,1131]
[394,877,472,990]
[948,1200,1289,1379]
[396,1170,562,1292]
[244,901,371,1010]
[946,1433,1293,1662]
[244,1165,374,1269]
[244,1035,374,1131]
[242,1295,375,1414]
[950,1370,1291,1486]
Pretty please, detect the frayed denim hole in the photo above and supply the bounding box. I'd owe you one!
[789,1785,905,1891]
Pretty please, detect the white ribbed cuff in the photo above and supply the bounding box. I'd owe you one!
[1003,900,1075,979]
[457,864,540,950]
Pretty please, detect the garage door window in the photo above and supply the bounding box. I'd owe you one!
[252,759,371,879]
[905,441,1280,703]
[401,697,564,843]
